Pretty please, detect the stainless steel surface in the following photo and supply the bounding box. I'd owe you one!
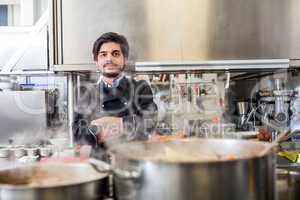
[277,168,300,200]
[53,64,97,72]
[52,59,289,72]
[237,101,249,115]
[49,0,63,66]
[54,0,300,66]
[290,59,300,67]
[109,139,276,200]
[0,71,54,75]
[88,158,140,180]
[67,73,75,148]
[0,147,9,158]
[0,91,47,144]
[274,96,288,123]
[135,59,289,72]
[25,147,39,157]
[39,147,52,157]
[236,101,250,130]
[0,162,109,200]
[290,90,300,135]
[11,147,25,158]
[275,79,284,91]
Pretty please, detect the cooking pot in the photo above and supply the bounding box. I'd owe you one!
[277,168,300,200]
[0,162,109,200]
[107,138,276,200]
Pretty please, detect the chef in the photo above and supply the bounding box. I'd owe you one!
[73,32,157,146]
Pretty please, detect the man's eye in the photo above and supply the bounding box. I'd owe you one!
[99,53,106,57]
[112,51,121,57]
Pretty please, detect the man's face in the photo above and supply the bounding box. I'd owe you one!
[96,42,126,78]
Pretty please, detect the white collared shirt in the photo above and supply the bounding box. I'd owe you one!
[97,73,125,88]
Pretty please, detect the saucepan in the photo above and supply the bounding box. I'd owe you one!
[105,138,276,200]
[0,139,276,200]
[0,162,109,200]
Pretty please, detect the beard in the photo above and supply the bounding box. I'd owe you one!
[102,71,121,78]
[101,62,124,78]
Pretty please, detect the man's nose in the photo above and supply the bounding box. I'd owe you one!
[105,53,113,62]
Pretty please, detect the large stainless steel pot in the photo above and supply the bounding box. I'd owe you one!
[108,139,276,200]
[0,162,109,200]
[277,168,300,200]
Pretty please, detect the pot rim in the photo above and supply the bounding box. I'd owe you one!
[109,138,275,164]
[0,163,108,189]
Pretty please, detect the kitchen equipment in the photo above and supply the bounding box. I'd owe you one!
[0,146,10,158]
[25,147,39,157]
[277,168,300,200]
[237,101,249,115]
[0,91,47,145]
[49,138,68,153]
[290,86,300,140]
[236,101,249,130]
[108,138,276,200]
[257,78,293,140]
[39,147,52,157]
[0,162,109,200]
[11,147,26,158]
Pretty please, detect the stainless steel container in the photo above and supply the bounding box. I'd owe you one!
[0,146,10,158]
[0,162,109,200]
[109,139,276,200]
[25,147,39,157]
[237,101,249,115]
[277,168,300,200]
[39,147,52,157]
[11,147,26,158]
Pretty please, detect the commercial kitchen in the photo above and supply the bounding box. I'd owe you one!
[0,0,300,199]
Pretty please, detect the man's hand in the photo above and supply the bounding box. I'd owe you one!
[91,117,123,143]
[257,128,271,141]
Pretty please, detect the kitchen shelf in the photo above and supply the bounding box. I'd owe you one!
[52,64,97,72]
[135,59,290,73]
[51,59,290,73]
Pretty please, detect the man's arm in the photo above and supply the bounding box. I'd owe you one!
[135,80,157,113]
[134,80,158,136]
[73,82,99,146]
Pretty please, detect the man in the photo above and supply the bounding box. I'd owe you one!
[74,32,157,146]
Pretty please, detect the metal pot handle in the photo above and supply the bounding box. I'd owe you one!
[88,158,111,173]
[113,168,141,179]
[88,158,140,179]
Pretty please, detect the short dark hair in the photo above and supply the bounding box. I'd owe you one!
[92,32,129,61]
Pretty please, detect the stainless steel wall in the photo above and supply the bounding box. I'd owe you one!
[59,0,300,64]
[0,91,47,144]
